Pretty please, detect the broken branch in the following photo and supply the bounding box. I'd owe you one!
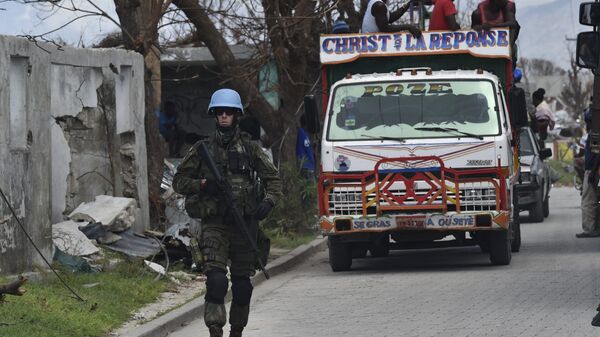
[0,276,28,298]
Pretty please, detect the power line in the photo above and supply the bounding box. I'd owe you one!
[0,186,86,302]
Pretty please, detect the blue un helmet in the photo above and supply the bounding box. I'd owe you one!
[513,68,523,83]
[208,88,244,116]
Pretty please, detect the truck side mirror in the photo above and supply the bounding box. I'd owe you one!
[303,95,320,134]
[508,86,528,129]
[576,31,600,70]
[580,2,600,26]
[539,148,552,160]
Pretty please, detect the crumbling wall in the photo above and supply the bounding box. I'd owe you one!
[0,34,147,274]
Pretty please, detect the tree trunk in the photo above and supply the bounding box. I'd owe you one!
[172,0,279,141]
[114,0,167,226]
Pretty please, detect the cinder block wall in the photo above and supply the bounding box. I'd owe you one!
[0,35,148,274]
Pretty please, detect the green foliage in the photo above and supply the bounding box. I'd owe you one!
[264,228,318,250]
[0,260,169,337]
[261,162,318,235]
[548,159,575,187]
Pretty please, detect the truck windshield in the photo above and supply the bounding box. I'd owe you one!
[327,80,500,141]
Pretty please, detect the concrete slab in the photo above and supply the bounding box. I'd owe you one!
[52,220,99,256]
[69,195,137,232]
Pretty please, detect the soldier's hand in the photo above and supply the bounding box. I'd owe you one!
[201,179,220,196]
[254,199,275,220]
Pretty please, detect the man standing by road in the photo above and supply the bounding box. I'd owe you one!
[577,107,600,238]
[173,88,282,337]
[362,0,422,37]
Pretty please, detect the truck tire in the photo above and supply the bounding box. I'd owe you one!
[489,229,512,265]
[529,189,544,223]
[543,196,549,218]
[328,237,352,272]
[511,215,521,253]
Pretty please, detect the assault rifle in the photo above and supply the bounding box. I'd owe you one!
[198,142,270,279]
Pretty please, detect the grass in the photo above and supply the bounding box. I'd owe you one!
[548,159,576,187]
[264,228,319,250]
[0,260,170,337]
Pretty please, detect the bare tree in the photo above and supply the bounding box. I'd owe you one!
[112,0,172,220]
[560,56,593,118]
[521,58,567,77]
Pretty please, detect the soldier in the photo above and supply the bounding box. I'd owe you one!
[172,88,282,337]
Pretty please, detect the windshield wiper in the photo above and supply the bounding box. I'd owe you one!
[360,134,406,143]
[415,127,484,140]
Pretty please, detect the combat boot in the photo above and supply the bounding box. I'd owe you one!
[209,325,223,337]
[229,325,244,337]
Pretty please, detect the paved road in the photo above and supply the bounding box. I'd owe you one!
[169,187,600,337]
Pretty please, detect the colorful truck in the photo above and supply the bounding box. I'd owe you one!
[312,29,522,271]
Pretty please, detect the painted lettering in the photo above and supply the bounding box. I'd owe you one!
[440,32,453,50]
[322,38,334,53]
[497,30,509,46]
[364,85,383,96]
[378,35,391,51]
[429,33,442,50]
[453,32,466,49]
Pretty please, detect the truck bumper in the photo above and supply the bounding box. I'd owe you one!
[320,210,510,235]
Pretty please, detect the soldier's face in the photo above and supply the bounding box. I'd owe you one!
[215,108,237,127]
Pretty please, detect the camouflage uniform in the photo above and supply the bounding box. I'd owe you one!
[172,128,281,333]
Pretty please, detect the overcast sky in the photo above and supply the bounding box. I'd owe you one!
[0,0,565,49]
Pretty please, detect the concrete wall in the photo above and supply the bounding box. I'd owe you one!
[0,35,148,274]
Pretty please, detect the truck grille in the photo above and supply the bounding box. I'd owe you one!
[319,157,505,217]
[327,181,497,216]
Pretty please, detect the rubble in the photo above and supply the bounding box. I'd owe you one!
[69,195,137,232]
[52,220,99,256]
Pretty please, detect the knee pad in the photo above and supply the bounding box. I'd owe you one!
[205,269,228,304]
[231,275,253,306]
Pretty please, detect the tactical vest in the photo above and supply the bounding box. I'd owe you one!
[191,133,260,219]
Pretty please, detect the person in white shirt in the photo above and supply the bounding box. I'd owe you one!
[532,88,555,146]
[361,0,422,37]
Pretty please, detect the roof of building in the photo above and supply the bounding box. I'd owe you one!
[161,45,255,67]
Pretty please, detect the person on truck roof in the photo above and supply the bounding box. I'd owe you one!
[471,0,519,33]
[423,0,461,31]
[471,0,520,67]
[361,0,422,37]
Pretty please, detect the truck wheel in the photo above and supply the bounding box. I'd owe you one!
[511,214,521,253]
[529,189,544,223]
[328,237,352,272]
[369,245,390,257]
[543,196,549,218]
[489,229,512,265]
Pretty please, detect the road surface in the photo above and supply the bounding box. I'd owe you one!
[169,187,600,337]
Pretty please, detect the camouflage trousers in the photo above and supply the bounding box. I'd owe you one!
[200,216,270,329]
